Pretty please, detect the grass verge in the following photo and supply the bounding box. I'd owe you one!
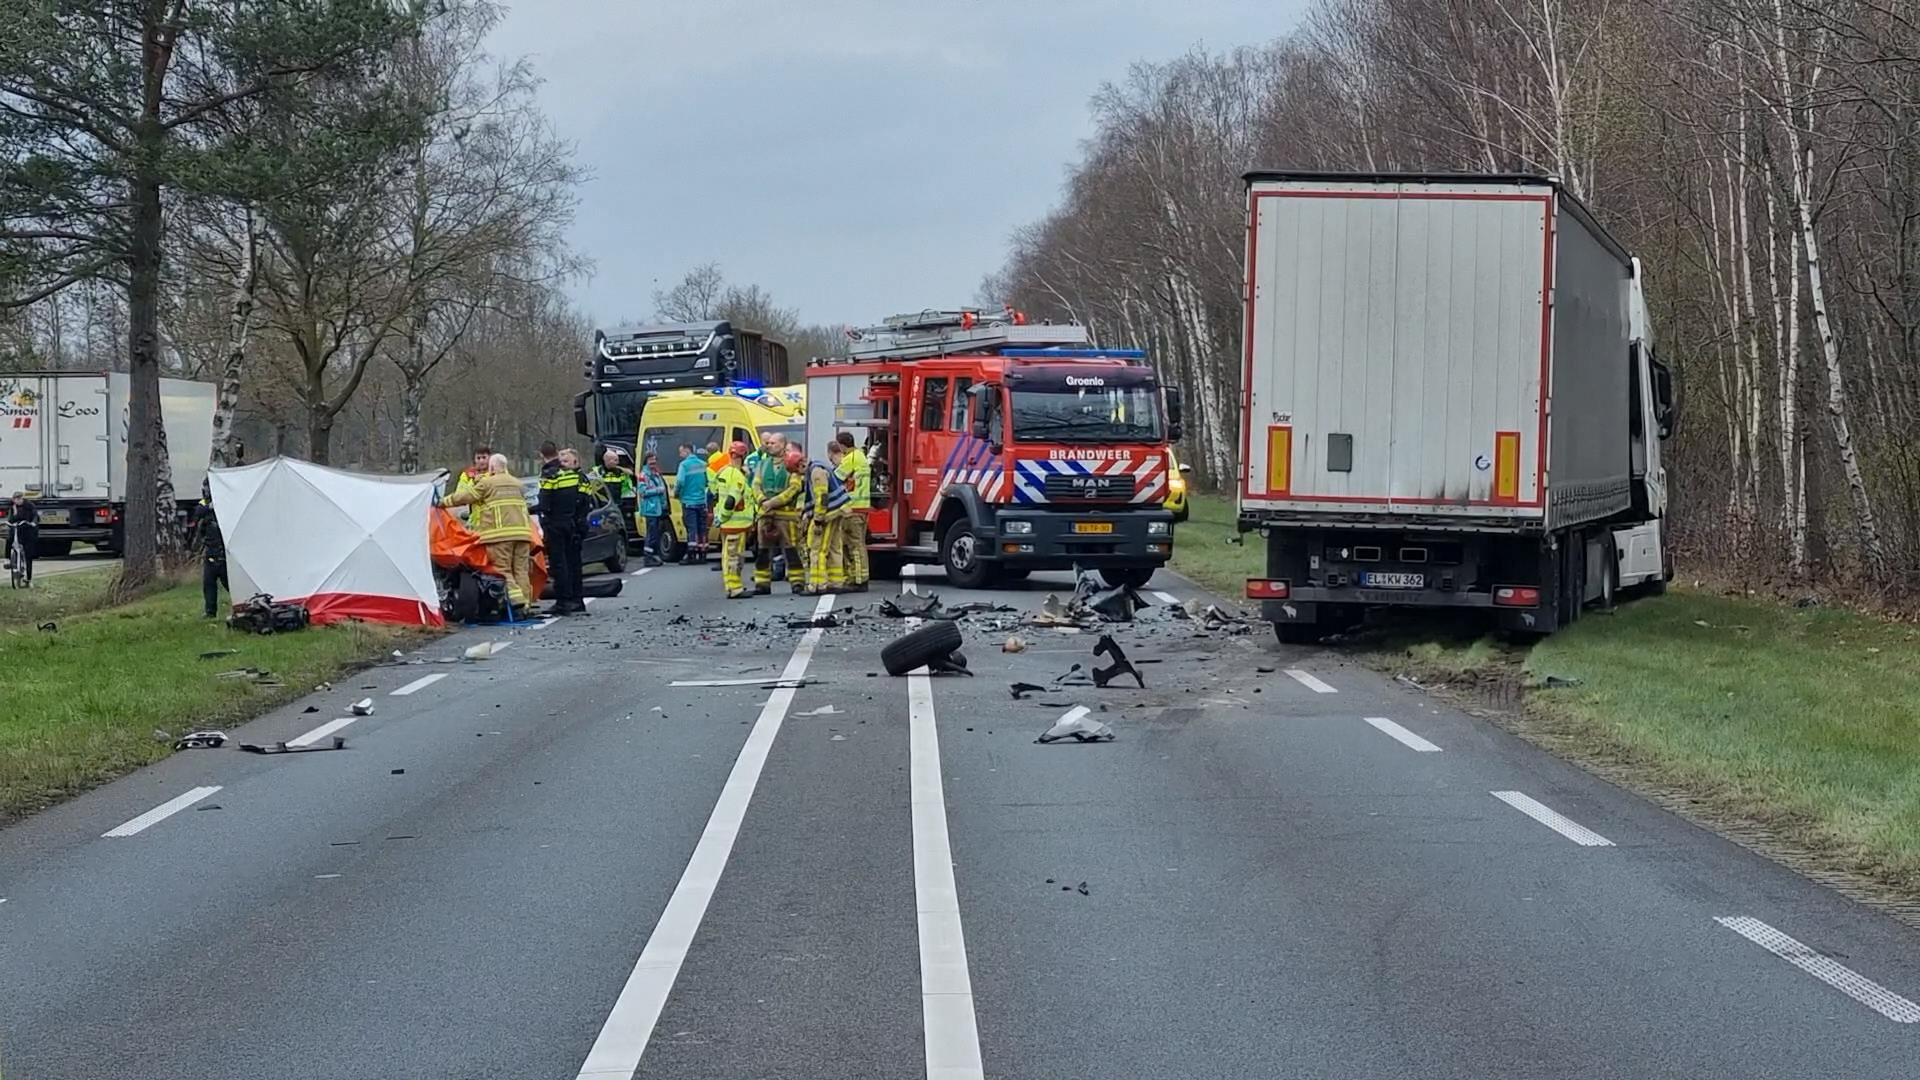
[1368,588,1920,904]
[0,578,417,821]
[1170,493,1261,599]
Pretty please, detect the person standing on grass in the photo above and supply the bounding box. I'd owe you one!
[7,491,38,587]
[192,480,226,617]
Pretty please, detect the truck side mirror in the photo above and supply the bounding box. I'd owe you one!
[572,391,591,438]
[969,383,1001,453]
[1164,386,1184,442]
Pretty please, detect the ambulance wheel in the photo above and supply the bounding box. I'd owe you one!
[940,522,994,589]
[661,524,685,563]
[1099,567,1154,589]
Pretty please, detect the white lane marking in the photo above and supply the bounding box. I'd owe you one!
[391,673,447,697]
[529,616,559,630]
[489,641,513,654]
[902,562,918,594]
[1151,590,1180,605]
[1365,716,1442,753]
[1716,916,1920,1022]
[289,717,358,747]
[909,640,985,1078]
[669,677,808,688]
[1285,669,1338,694]
[1491,791,1614,846]
[583,596,597,607]
[102,786,223,838]
[574,593,835,1079]
[630,566,654,578]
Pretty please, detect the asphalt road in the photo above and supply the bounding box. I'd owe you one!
[3,558,1919,1078]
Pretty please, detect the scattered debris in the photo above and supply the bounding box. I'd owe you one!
[1024,593,1083,628]
[796,704,845,716]
[882,619,967,676]
[1091,635,1144,689]
[1539,675,1584,689]
[37,621,56,633]
[1002,635,1028,654]
[349,698,375,716]
[238,736,347,754]
[1074,569,1144,623]
[315,681,333,692]
[1010,682,1045,700]
[1037,706,1114,744]
[1076,881,1090,896]
[463,641,501,660]
[1054,663,1093,687]
[302,705,319,714]
[195,803,223,811]
[829,734,846,742]
[880,592,945,619]
[390,768,405,775]
[215,667,281,686]
[787,614,839,629]
[198,649,239,660]
[173,730,228,750]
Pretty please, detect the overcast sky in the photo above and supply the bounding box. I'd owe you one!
[487,0,1309,329]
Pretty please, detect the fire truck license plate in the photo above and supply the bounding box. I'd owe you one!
[1360,571,1424,589]
[40,510,69,526]
[1074,521,1114,534]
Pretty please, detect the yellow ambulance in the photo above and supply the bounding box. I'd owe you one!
[635,386,806,560]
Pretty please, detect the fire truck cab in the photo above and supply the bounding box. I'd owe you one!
[805,308,1182,589]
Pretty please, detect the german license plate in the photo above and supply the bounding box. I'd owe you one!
[1074,521,1114,534]
[39,510,68,526]
[1360,571,1423,589]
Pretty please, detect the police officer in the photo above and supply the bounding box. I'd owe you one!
[538,442,591,616]
[192,479,227,617]
[594,447,636,533]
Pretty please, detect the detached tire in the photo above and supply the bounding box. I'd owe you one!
[882,620,963,676]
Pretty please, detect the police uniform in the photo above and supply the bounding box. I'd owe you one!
[538,459,591,613]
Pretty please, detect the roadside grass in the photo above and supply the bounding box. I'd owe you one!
[0,581,414,821]
[1170,492,1261,599]
[1375,588,1920,896]
[0,567,120,625]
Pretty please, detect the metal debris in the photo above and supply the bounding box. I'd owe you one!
[238,736,347,754]
[349,698,375,716]
[173,730,228,750]
[1010,682,1045,700]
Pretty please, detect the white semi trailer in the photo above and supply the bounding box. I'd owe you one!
[0,372,216,556]
[1235,172,1675,640]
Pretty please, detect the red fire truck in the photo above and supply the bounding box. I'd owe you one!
[804,308,1182,588]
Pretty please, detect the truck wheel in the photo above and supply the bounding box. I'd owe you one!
[1598,539,1617,611]
[1274,622,1320,646]
[882,620,964,675]
[39,539,72,559]
[941,522,995,589]
[1100,567,1154,589]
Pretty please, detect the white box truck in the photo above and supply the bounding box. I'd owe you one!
[0,372,217,556]
[1235,172,1675,640]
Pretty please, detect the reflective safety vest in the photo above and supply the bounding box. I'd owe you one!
[836,449,871,509]
[758,455,802,516]
[802,460,849,515]
[446,473,532,543]
[711,464,756,531]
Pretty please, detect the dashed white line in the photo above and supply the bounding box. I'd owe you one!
[489,641,513,654]
[1152,590,1181,606]
[1491,791,1614,846]
[1365,716,1442,752]
[1716,916,1920,1022]
[907,601,984,1078]
[288,716,359,747]
[102,786,222,838]
[583,596,598,607]
[574,593,835,1079]
[1285,669,1338,694]
[391,673,447,697]
[630,566,654,578]
[668,677,809,688]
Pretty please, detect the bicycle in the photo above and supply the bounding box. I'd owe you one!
[5,521,29,589]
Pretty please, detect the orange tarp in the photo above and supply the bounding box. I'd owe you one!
[430,506,548,601]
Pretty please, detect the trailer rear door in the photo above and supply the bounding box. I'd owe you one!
[0,375,49,497]
[53,374,112,499]
[1240,178,1553,521]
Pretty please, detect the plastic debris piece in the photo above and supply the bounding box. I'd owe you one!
[1003,635,1028,654]
[1010,682,1045,700]
[1036,706,1115,744]
[173,730,228,750]
[350,699,375,716]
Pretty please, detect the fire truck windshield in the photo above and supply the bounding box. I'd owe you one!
[1010,381,1163,444]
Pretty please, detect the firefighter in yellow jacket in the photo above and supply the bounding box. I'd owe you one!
[755,445,806,595]
[441,454,535,610]
[834,431,872,592]
[710,440,757,599]
[802,443,851,594]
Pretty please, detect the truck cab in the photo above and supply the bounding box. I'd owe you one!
[806,309,1178,588]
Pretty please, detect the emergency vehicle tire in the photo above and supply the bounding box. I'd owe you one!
[882,620,964,676]
[604,543,626,574]
[940,522,995,589]
[453,571,482,624]
[39,539,72,559]
[1099,567,1154,589]
[661,525,685,564]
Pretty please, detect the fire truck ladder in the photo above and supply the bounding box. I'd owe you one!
[844,307,1090,361]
